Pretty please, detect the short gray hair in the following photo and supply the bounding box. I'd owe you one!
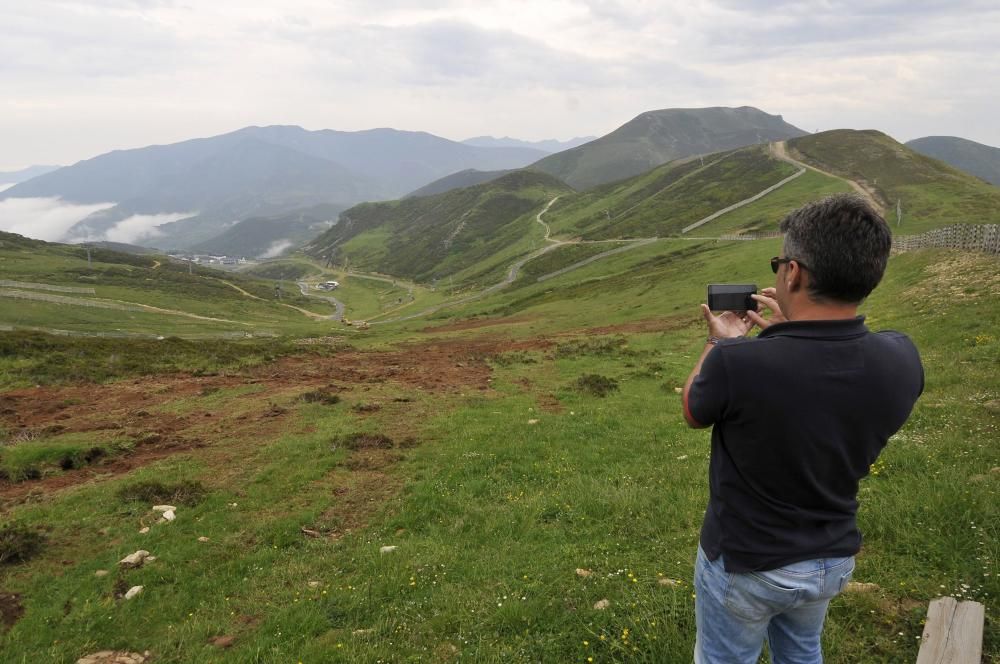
[779,194,891,303]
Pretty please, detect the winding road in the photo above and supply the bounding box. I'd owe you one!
[770,141,883,214]
[296,282,345,321]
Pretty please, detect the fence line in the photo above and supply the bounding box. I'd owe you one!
[718,231,783,241]
[715,225,999,254]
[0,323,278,340]
[0,280,96,294]
[892,224,1000,254]
[0,289,148,311]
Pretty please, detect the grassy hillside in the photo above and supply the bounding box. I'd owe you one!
[533,106,806,189]
[906,135,1000,186]
[304,170,572,282]
[0,232,334,337]
[1,236,995,662]
[543,146,798,239]
[789,130,1000,232]
[405,169,512,198]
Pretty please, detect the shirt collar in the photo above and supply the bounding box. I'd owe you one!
[758,316,869,340]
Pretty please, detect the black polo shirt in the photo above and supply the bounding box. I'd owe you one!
[687,317,923,573]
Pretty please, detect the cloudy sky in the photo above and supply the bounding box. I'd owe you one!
[2,0,999,170]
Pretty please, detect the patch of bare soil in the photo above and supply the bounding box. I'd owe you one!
[537,394,564,414]
[0,338,531,504]
[421,315,538,333]
[561,315,691,337]
[0,592,24,632]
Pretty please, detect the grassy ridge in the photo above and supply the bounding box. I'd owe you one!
[789,130,1000,232]
[0,231,332,336]
[304,171,572,282]
[541,147,799,240]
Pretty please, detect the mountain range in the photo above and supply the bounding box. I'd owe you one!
[304,128,1000,288]
[0,165,61,184]
[0,127,548,250]
[5,107,997,262]
[905,136,1000,186]
[461,136,596,152]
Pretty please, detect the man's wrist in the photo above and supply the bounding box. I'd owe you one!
[707,336,721,346]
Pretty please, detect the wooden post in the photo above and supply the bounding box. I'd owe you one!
[916,597,984,664]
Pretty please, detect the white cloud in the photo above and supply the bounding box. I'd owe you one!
[103,211,196,244]
[0,0,999,170]
[0,197,116,241]
[258,239,293,259]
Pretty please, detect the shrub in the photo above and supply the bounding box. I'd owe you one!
[0,524,44,565]
[332,432,394,451]
[554,336,633,359]
[572,374,619,397]
[300,390,341,405]
[116,480,208,506]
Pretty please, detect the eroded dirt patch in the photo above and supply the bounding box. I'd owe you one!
[0,338,530,503]
[421,315,538,333]
[0,592,24,632]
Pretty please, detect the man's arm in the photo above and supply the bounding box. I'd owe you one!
[682,304,754,429]
[683,342,717,428]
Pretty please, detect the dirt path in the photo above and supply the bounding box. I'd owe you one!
[215,278,341,322]
[296,282,345,321]
[771,141,884,214]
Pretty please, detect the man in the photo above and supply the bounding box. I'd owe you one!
[681,194,923,663]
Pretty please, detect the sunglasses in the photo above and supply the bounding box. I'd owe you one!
[770,256,809,274]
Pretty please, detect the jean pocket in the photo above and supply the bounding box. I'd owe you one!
[724,571,802,622]
[836,559,856,593]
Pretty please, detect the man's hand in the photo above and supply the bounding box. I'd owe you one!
[747,287,786,330]
[700,305,754,339]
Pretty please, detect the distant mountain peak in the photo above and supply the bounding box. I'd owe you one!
[532,105,806,189]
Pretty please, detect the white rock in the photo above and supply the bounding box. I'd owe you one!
[197,536,210,542]
[145,556,157,562]
[119,550,150,568]
[124,585,144,600]
[379,545,398,554]
[161,510,176,522]
[676,455,688,460]
[94,570,109,577]
[139,527,150,534]
[575,568,593,578]
[593,599,611,610]
[527,419,539,425]
[151,505,176,513]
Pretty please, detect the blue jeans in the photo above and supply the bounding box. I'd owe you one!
[694,545,855,664]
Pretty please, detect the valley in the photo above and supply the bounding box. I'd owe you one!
[0,110,997,663]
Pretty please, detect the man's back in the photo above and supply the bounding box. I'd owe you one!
[689,317,924,572]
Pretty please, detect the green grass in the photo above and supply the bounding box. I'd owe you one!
[690,169,853,235]
[0,432,134,481]
[0,242,995,662]
[540,147,798,240]
[0,332,348,389]
[0,232,339,337]
[304,171,572,282]
[789,130,1000,233]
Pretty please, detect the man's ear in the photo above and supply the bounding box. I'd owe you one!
[787,261,805,293]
